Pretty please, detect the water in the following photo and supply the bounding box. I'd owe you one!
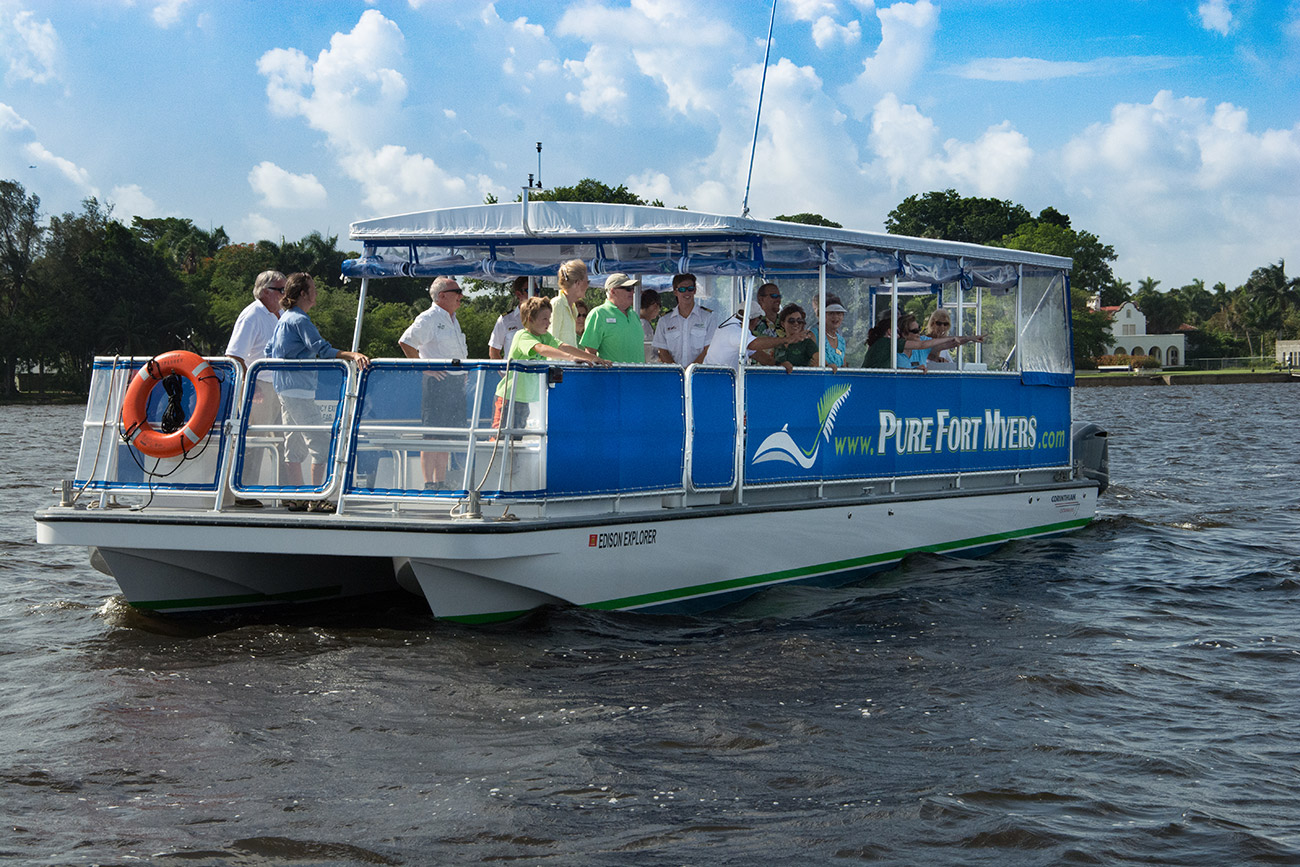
[2,385,1299,865]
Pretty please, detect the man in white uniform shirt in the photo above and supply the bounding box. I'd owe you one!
[488,277,530,359]
[399,277,469,490]
[652,273,718,366]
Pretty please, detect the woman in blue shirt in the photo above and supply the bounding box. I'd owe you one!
[265,273,369,501]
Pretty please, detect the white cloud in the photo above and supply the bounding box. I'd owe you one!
[949,55,1177,82]
[1198,0,1233,35]
[23,140,95,194]
[479,3,561,91]
[248,161,328,209]
[562,44,630,117]
[259,9,408,150]
[152,0,190,28]
[785,0,838,20]
[240,212,280,242]
[259,10,481,215]
[340,144,469,214]
[108,184,160,220]
[839,0,939,116]
[812,15,862,48]
[865,94,1034,198]
[4,9,61,85]
[557,0,739,118]
[0,101,32,131]
[1061,90,1300,285]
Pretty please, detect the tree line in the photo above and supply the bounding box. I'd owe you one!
[0,179,529,397]
[4,177,1297,397]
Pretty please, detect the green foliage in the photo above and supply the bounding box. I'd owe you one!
[773,213,842,228]
[1099,278,1131,307]
[0,180,44,396]
[886,189,1032,245]
[1133,278,1189,333]
[527,178,649,205]
[130,216,228,274]
[1070,288,1114,367]
[998,221,1116,296]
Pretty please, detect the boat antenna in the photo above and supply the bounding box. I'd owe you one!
[741,0,777,218]
[536,141,543,189]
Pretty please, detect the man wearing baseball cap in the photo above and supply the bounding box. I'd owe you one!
[578,273,645,363]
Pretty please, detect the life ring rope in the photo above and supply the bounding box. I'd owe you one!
[119,351,223,460]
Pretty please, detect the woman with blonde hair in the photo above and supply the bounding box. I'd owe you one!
[550,259,590,347]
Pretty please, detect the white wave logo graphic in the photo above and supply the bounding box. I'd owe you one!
[751,384,852,469]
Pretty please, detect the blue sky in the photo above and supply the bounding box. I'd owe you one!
[2,0,1298,290]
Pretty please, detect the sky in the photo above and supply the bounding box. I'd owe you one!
[2,0,1299,291]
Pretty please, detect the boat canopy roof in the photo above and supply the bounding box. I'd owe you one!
[343,201,1071,286]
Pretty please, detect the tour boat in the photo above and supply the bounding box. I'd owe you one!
[34,201,1108,622]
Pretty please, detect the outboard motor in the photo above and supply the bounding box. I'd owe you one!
[1071,422,1109,495]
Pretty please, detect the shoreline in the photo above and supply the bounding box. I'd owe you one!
[1075,371,1300,387]
[4,370,1298,404]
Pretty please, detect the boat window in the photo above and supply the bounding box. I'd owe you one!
[825,244,899,279]
[600,239,683,275]
[1017,267,1073,384]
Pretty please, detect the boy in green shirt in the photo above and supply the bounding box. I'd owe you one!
[494,296,611,431]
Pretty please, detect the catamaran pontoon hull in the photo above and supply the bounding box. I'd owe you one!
[35,201,1105,622]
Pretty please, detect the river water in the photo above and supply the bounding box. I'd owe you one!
[2,384,1298,866]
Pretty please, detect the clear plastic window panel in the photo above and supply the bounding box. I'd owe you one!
[1018,268,1072,377]
[683,237,761,275]
[902,253,963,285]
[979,289,1018,371]
[233,361,348,494]
[347,362,547,497]
[76,358,236,491]
[760,237,824,271]
[486,242,599,277]
[826,244,900,279]
[599,239,683,275]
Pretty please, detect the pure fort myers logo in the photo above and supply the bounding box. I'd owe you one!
[751,383,1064,470]
[751,384,852,469]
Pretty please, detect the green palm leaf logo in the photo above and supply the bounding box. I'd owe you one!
[816,384,852,444]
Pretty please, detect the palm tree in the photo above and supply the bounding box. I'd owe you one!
[1245,260,1297,342]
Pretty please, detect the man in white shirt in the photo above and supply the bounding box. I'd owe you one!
[226,270,286,370]
[399,277,469,490]
[488,277,530,359]
[653,273,718,365]
[225,270,285,506]
[703,311,795,368]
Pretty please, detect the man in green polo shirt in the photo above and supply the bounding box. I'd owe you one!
[579,273,645,363]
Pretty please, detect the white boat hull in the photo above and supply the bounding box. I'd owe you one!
[40,483,1095,619]
[400,484,1097,622]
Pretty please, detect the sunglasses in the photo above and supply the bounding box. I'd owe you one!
[677,285,697,292]
[786,317,805,324]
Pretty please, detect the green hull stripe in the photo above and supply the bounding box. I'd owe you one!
[133,585,343,611]
[441,609,531,625]
[585,517,1092,612]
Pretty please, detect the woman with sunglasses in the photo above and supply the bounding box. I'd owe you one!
[862,312,978,370]
[774,304,817,372]
[923,310,956,364]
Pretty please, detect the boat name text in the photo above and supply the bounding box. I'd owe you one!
[589,529,658,549]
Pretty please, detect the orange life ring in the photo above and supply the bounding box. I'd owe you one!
[120,351,222,459]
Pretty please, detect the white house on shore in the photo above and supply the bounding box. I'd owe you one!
[1277,339,1300,368]
[1093,300,1186,366]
